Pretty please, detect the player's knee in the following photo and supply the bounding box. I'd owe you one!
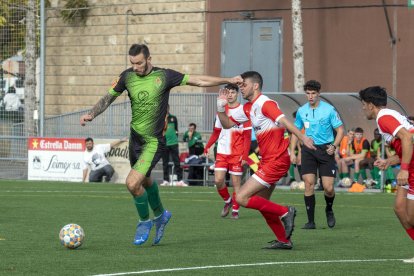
[235,193,247,207]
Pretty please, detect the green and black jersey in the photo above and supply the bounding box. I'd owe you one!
[109,67,189,138]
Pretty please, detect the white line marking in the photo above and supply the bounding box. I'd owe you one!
[91,258,404,276]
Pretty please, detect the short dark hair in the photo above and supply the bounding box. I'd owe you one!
[304,80,321,92]
[7,86,16,94]
[189,123,196,129]
[224,83,239,92]
[241,71,263,90]
[85,137,94,143]
[129,44,150,59]
[358,86,387,107]
[355,127,364,133]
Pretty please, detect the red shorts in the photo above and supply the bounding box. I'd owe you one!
[252,151,290,187]
[215,153,243,175]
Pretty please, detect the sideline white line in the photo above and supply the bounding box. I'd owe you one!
[91,258,404,276]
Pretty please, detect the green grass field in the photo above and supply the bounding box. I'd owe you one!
[0,180,413,275]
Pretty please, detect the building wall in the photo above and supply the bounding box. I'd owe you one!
[206,0,413,113]
[45,0,206,116]
[46,0,413,117]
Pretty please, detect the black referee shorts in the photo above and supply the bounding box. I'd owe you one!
[300,144,336,178]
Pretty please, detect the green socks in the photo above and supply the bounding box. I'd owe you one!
[354,172,360,182]
[145,181,164,217]
[360,170,367,181]
[133,192,150,221]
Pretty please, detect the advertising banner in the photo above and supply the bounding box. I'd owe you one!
[28,138,85,182]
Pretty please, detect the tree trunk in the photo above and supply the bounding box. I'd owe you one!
[24,0,37,136]
[292,0,305,92]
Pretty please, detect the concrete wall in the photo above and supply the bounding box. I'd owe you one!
[46,0,414,117]
[206,0,414,112]
[46,0,206,116]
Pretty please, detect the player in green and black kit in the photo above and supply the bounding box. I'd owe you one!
[80,44,242,246]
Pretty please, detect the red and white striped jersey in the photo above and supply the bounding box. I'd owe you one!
[376,108,414,158]
[230,94,289,162]
[214,104,251,156]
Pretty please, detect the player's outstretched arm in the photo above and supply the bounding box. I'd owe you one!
[80,94,117,126]
[280,116,315,150]
[187,75,242,87]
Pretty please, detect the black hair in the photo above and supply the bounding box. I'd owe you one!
[303,80,321,92]
[128,44,150,59]
[224,83,239,92]
[85,137,94,143]
[189,123,196,129]
[8,86,16,94]
[354,127,364,133]
[240,71,263,90]
[358,86,387,107]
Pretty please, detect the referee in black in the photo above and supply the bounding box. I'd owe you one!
[290,80,344,229]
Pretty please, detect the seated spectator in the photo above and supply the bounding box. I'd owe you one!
[359,128,382,186]
[82,137,127,182]
[337,128,355,181]
[183,123,205,185]
[3,86,22,112]
[343,127,370,183]
[183,123,204,156]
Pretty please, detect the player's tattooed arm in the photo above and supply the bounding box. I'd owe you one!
[88,94,117,119]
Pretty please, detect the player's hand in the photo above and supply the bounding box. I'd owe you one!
[396,169,409,186]
[217,88,228,112]
[326,144,336,155]
[374,158,389,170]
[290,154,297,164]
[80,114,93,126]
[241,160,248,167]
[203,148,209,156]
[302,136,316,150]
[229,75,243,85]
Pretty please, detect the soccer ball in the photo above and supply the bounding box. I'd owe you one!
[341,177,352,188]
[290,181,298,190]
[297,181,305,190]
[59,223,85,249]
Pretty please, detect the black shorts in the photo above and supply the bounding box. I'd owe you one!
[129,128,166,177]
[300,144,336,178]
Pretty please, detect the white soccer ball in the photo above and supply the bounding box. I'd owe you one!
[341,177,352,188]
[297,181,305,190]
[290,181,299,190]
[59,223,85,249]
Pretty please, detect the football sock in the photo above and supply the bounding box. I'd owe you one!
[343,172,350,178]
[406,228,414,240]
[324,194,335,211]
[133,192,149,221]
[289,164,295,180]
[217,186,231,202]
[386,167,395,181]
[304,195,315,223]
[232,191,239,211]
[339,173,344,179]
[260,210,289,243]
[145,181,164,217]
[361,170,367,180]
[354,172,360,182]
[245,195,288,216]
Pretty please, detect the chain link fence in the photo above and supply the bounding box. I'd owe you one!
[0,1,38,179]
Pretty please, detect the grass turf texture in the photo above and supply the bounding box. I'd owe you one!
[0,180,412,275]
